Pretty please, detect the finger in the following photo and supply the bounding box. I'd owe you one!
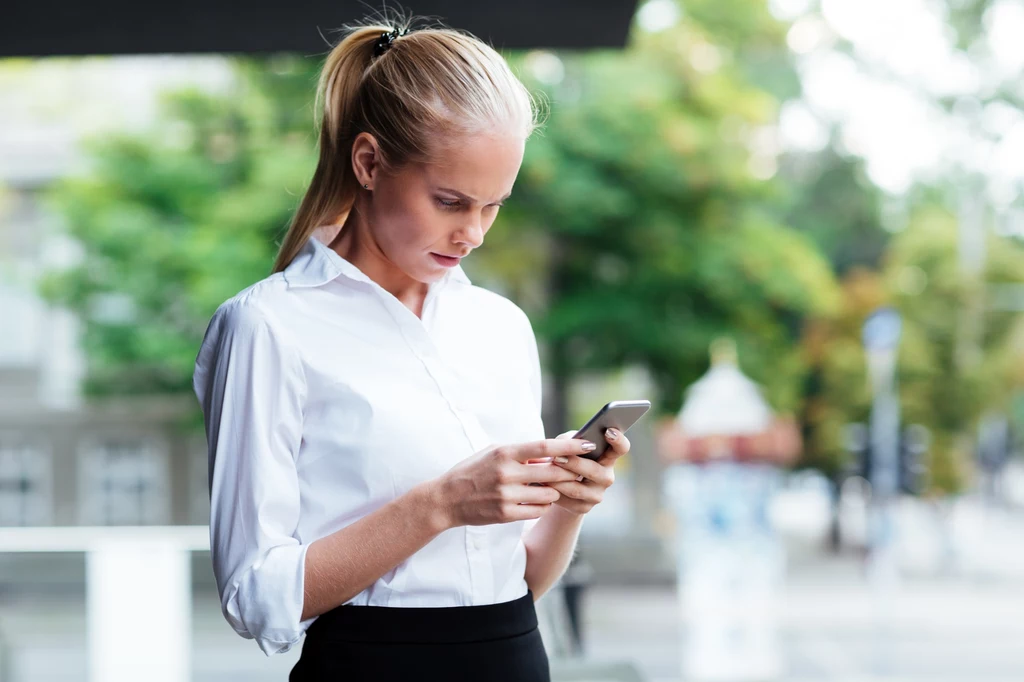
[514,483,562,505]
[519,462,582,484]
[551,455,614,487]
[527,432,576,463]
[547,480,602,504]
[505,503,552,522]
[597,428,631,465]
[554,498,587,516]
[505,438,598,463]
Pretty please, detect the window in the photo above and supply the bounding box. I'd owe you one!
[78,437,170,525]
[0,438,53,526]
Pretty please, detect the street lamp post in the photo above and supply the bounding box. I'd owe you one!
[862,307,902,585]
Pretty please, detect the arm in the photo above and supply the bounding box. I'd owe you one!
[196,301,315,656]
[301,481,448,619]
[516,308,584,600]
[305,440,593,614]
[196,300,460,654]
[523,504,585,600]
[514,308,629,600]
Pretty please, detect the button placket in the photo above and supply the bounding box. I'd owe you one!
[464,526,494,602]
[366,280,490,458]
[358,274,499,604]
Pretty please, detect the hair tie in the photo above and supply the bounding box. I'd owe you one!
[373,26,409,57]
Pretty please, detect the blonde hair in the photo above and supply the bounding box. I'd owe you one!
[271,13,544,274]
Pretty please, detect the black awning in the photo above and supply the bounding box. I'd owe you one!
[3,1,639,58]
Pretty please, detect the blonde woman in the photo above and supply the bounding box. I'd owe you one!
[192,15,631,681]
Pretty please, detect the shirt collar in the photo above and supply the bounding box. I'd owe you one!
[282,234,472,290]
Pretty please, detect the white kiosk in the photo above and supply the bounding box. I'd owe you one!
[657,339,799,682]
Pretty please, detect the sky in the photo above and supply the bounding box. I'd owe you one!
[639,0,1024,210]
[783,0,1024,204]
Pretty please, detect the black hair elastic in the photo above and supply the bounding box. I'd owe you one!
[373,26,410,57]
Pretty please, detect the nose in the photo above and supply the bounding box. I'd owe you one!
[455,219,485,250]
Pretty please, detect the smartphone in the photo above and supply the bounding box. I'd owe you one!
[572,400,652,460]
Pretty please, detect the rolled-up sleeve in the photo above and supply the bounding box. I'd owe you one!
[192,299,315,656]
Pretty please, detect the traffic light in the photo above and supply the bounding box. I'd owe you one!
[898,424,929,495]
[842,422,929,495]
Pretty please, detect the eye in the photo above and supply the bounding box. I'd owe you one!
[435,198,461,210]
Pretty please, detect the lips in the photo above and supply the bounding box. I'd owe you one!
[431,253,462,267]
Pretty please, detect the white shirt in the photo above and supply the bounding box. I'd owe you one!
[192,234,546,656]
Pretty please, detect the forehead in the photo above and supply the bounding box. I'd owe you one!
[419,132,524,197]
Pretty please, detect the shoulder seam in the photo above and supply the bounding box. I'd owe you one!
[214,294,309,405]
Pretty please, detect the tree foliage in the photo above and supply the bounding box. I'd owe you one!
[39,56,320,395]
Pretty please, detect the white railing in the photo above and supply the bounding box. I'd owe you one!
[0,525,208,682]
[0,526,645,682]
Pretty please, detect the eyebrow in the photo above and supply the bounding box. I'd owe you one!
[437,187,512,204]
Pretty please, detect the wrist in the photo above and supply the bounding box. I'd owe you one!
[552,502,587,522]
[414,478,453,534]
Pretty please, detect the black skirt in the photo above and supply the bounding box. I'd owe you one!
[288,590,550,682]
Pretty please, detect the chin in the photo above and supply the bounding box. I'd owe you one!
[417,262,446,281]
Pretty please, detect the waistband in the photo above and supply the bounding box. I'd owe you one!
[304,590,538,645]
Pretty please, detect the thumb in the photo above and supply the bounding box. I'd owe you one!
[555,430,577,440]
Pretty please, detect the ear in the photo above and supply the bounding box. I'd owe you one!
[350,132,381,187]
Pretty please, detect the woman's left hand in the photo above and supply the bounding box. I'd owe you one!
[543,427,630,516]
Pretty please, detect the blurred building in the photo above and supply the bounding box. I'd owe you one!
[0,186,207,532]
[0,59,234,538]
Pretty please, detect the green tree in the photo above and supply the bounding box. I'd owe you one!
[780,147,890,477]
[39,55,320,397]
[802,203,1024,494]
[486,0,840,433]
[886,204,1024,493]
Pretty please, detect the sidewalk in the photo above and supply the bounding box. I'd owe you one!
[4,493,1024,682]
[5,560,1024,682]
[578,559,1024,682]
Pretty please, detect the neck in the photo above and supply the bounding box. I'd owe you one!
[328,204,430,311]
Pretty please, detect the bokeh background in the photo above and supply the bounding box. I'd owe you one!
[3,0,1024,680]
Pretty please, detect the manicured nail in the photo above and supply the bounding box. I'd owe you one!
[581,441,597,452]
[555,456,569,463]
[606,428,619,441]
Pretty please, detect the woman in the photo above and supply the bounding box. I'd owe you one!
[192,15,631,682]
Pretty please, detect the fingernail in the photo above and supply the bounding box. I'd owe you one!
[555,456,569,463]
[581,441,597,452]
[606,428,619,441]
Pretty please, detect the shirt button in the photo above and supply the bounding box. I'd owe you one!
[469,537,483,551]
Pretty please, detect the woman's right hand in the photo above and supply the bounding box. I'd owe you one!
[435,438,597,528]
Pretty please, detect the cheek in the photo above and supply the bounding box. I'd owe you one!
[378,199,443,250]
[483,210,499,232]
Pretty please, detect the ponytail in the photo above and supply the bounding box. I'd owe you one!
[271,25,396,274]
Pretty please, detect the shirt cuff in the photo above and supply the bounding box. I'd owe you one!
[222,541,316,656]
